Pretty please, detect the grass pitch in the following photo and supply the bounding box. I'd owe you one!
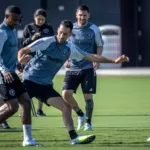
[0,75,150,150]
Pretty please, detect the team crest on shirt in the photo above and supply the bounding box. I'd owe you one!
[43,28,49,33]
[62,51,68,56]
[9,89,15,96]
[86,32,93,39]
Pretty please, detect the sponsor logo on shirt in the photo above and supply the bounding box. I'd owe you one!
[67,71,80,75]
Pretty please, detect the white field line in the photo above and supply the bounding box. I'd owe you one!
[94,120,150,127]
[57,68,150,76]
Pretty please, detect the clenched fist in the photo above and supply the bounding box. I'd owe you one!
[115,55,129,64]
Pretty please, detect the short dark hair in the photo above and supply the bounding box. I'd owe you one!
[60,20,73,30]
[34,8,47,18]
[76,4,89,13]
[5,5,21,15]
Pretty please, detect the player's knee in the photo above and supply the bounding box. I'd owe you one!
[62,103,71,113]
[84,93,93,100]
[21,98,31,110]
[62,90,73,100]
[19,93,31,108]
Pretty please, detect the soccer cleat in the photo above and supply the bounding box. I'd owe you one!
[147,137,150,142]
[84,123,92,131]
[36,109,46,117]
[77,115,86,131]
[22,139,41,147]
[1,121,11,129]
[71,134,96,144]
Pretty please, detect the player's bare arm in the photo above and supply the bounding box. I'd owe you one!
[18,46,32,64]
[84,54,129,64]
[93,46,103,69]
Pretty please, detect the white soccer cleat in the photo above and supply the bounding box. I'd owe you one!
[146,137,150,142]
[77,115,86,131]
[71,134,96,144]
[84,123,92,131]
[22,139,41,147]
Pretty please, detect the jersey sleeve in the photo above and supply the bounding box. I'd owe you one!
[29,37,54,52]
[69,42,87,61]
[0,29,9,73]
[90,24,104,47]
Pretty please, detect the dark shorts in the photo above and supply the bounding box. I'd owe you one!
[63,68,97,94]
[0,73,26,102]
[23,80,61,106]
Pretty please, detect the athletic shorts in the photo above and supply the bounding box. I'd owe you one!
[23,80,61,106]
[63,68,96,94]
[0,73,26,101]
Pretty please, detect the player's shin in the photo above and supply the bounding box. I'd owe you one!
[62,90,84,117]
[62,103,75,131]
[85,99,94,125]
[19,93,31,124]
[19,93,32,141]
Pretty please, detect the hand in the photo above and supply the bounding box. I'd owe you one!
[93,62,100,69]
[115,55,129,64]
[31,32,41,41]
[3,72,14,83]
[16,63,24,75]
[19,54,33,65]
[64,60,70,68]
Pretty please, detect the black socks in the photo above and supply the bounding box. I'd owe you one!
[69,130,78,139]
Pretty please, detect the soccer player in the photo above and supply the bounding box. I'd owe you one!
[62,4,103,131]
[18,20,129,144]
[0,5,38,146]
[21,8,54,116]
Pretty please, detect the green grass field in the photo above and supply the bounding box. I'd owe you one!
[0,75,150,150]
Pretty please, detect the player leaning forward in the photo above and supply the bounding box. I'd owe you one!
[0,5,39,146]
[18,20,129,144]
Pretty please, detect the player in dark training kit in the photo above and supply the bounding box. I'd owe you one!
[62,4,104,131]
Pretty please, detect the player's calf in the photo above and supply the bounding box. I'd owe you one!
[0,99,19,123]
[18,92,31,124]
